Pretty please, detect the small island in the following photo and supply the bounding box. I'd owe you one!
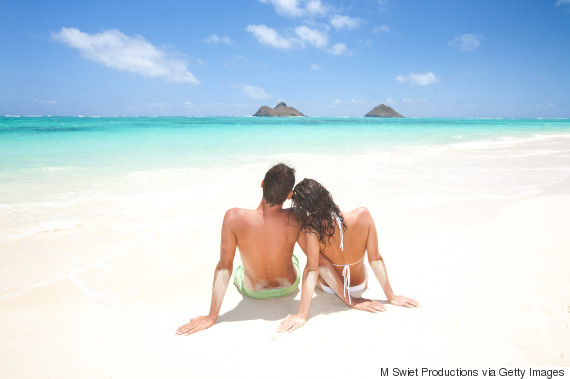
[364,104,404,118]
[253,102,305,117]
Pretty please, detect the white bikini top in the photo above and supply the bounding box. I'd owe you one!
[331,213,364,305]
[333,213,344,251]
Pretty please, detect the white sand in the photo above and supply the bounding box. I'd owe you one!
[1,176,569,378]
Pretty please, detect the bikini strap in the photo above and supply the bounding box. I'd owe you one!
[331,254,365,267]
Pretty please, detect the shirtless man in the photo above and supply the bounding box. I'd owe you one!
[176,163,383,336]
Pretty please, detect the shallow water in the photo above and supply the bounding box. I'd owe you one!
[1,116,569,300]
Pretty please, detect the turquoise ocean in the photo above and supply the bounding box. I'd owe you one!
[1,116,570,301]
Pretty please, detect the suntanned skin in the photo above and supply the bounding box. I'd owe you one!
[175,182,386,336]
[276,233,319,333]
[296,232,387,313]
[278,228,387,333]
[300,207,419,309]
[176,181,305,336]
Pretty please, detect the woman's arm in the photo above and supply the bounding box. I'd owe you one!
[364,208,420,308]
[296,231,385,313]
[277,231,320,333]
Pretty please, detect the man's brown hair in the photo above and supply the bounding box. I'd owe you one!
[263,163,296,206]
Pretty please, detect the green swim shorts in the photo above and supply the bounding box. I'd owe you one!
[233,254,301,299]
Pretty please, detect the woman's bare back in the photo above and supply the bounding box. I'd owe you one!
[318,207,373,288]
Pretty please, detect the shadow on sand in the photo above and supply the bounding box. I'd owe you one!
[216,288,389,324]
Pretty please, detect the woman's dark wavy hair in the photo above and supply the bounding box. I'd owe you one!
[291,178,346,247]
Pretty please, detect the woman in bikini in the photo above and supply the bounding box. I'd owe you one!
[291,178,419,309]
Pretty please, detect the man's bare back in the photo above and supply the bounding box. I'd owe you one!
[176,163,312,336]
[224,203,299,291]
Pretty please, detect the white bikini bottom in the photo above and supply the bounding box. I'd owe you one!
[321,255,366,304]
[319,277,367,294]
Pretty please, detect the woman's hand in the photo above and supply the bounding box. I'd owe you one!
[277,313,307,333]
[350,297,386,313]
[389,295,420,308]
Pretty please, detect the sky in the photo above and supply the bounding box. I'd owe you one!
[1,0,570,118]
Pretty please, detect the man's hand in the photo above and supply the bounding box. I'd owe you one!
[389,295,420,308]
[277,313,306,333]
[350,297,386,313]
[175,315,215,336]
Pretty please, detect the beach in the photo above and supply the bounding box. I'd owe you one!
[0,117,569,377]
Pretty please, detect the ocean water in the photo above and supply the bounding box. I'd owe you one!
[1,116,570,300]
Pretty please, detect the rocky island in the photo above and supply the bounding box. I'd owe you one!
[364,104,404,118]
[253,102,305,117]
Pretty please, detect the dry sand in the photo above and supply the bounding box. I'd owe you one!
[1,178,569,378]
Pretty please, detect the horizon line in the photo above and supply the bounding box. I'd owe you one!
[3,115,570,120]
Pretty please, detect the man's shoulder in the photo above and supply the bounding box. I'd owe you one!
[280,207,299,225]
[224,207,253,218]
[224,207,298,228]
[223,207,258,225]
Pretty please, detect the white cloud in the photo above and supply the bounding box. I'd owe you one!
[249,0,354,55]
[247,24,347,55]
[305,0,327,15]
[203,34,231,44]
[330,14,360,30]
[396,72,439,86]
[51,27,199,84]
[372,25,390,34]
[259,0,327,17]
[295,25,328,48]
[556,0,570,5]
[448,33,483,51]
[246,24,295,49]
[330,98,367,106]
[241,84,272,99]
[329,42,348,55]
[310,63,321,70]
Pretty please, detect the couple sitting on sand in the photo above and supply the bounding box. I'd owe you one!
[176,163,418,335]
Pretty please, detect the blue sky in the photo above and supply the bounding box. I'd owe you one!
[1,0,569,117]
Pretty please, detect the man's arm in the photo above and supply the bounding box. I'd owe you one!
[277,232,320,333]
[176,209,238,336]
[364,209,420,308]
